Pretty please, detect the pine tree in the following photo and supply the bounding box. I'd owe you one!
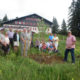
[52,17,59,33]
[61,19,67,35]
[0,19,2,27]
[3,14,8,22]
[68,0,80,36]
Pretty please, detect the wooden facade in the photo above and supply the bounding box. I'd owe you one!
[3,14,53,33]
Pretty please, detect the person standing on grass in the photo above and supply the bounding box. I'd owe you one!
[27,29,32,49]
[49,33,54,42]
[64,31,76,63]
[53,34,59,52]
[31,32,34,47]
[7,28,14,48]
[2,32,10,55]
[20,28,28,56]
[13,30,20,52]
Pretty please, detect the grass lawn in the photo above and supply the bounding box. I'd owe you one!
[0,34,80,80]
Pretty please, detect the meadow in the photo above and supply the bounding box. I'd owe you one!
[0,33,80,80]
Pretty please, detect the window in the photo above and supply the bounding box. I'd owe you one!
[15,21,17,24]
[35,28,36,30]
[17,21,19,24]
[33,27,34,30]
[19,22,21,24]
[23,22,25,25]
[21,21,23,24]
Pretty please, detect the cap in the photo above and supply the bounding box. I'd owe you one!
[68,30,71,33]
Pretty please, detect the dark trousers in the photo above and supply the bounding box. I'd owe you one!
[2,44,9,55]
[31,41,34,47]
[64,48,75,63]
[9,38,13,48]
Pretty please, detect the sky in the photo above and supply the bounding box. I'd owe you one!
[0,0,72,25]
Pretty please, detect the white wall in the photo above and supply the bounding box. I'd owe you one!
[3,24,52,33]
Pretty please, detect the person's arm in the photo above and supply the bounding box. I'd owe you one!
[49,36,51,41]
[8,38,10,44]
[18,34,20,42]
[72,36,76,45]
[0,39,1,43]
[49,38,51,41]
[55,37,59,42]
[52,38,55,41]
[30,37,32,44]
[21,33,25,43]
[48,47,50,50]
[13,33,15,41]
[31,32,32,41]
[72,41,76,45]
[21,37,25,43]
[1,39,7,46]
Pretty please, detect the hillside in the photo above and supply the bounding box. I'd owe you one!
[0,34,80,80]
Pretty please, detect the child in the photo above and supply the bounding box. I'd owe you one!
[48,42,54,53]
[42,42,47,52]
[35,38,40,48]
[53,34,59,52]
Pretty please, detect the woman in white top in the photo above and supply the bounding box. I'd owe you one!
[2,32,10,55]
[53,34,59,51]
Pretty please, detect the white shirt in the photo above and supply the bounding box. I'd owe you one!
[46,42,52,48]
[5,37,10,44]
[0,33,5,43]
[54,37,59,44]
[27,32,32,40]
[7,31,14,38]
[39,43,42,48]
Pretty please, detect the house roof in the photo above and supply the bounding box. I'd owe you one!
[2,13,53,26]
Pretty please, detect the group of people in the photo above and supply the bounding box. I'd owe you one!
[0,28,32,56]
[0,28,76,63]
[35,31,76,64]
[0,28,20,55]
[35,33,59,53]
[20,28,32,56]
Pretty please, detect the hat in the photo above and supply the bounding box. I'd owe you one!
[68,30,71,33]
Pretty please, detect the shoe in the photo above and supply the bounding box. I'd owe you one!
[72,62,75,65]
[55,50,58,53]
[49,51,52,53]
[63,59,67,62]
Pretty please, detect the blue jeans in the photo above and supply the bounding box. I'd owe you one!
[64,48,75,63]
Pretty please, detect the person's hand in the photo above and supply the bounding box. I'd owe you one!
[72,42,76,45]
[23,40,26,44]
[53,39,54,41]
[67,46,72,49]
[4,43,7,46]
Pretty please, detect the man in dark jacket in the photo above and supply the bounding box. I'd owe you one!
[13,30,19,52]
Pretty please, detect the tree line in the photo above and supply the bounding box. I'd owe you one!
[52,0,80,36]
[68,0,80,36]
[52,17,67,35]
[0,14,8,27]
